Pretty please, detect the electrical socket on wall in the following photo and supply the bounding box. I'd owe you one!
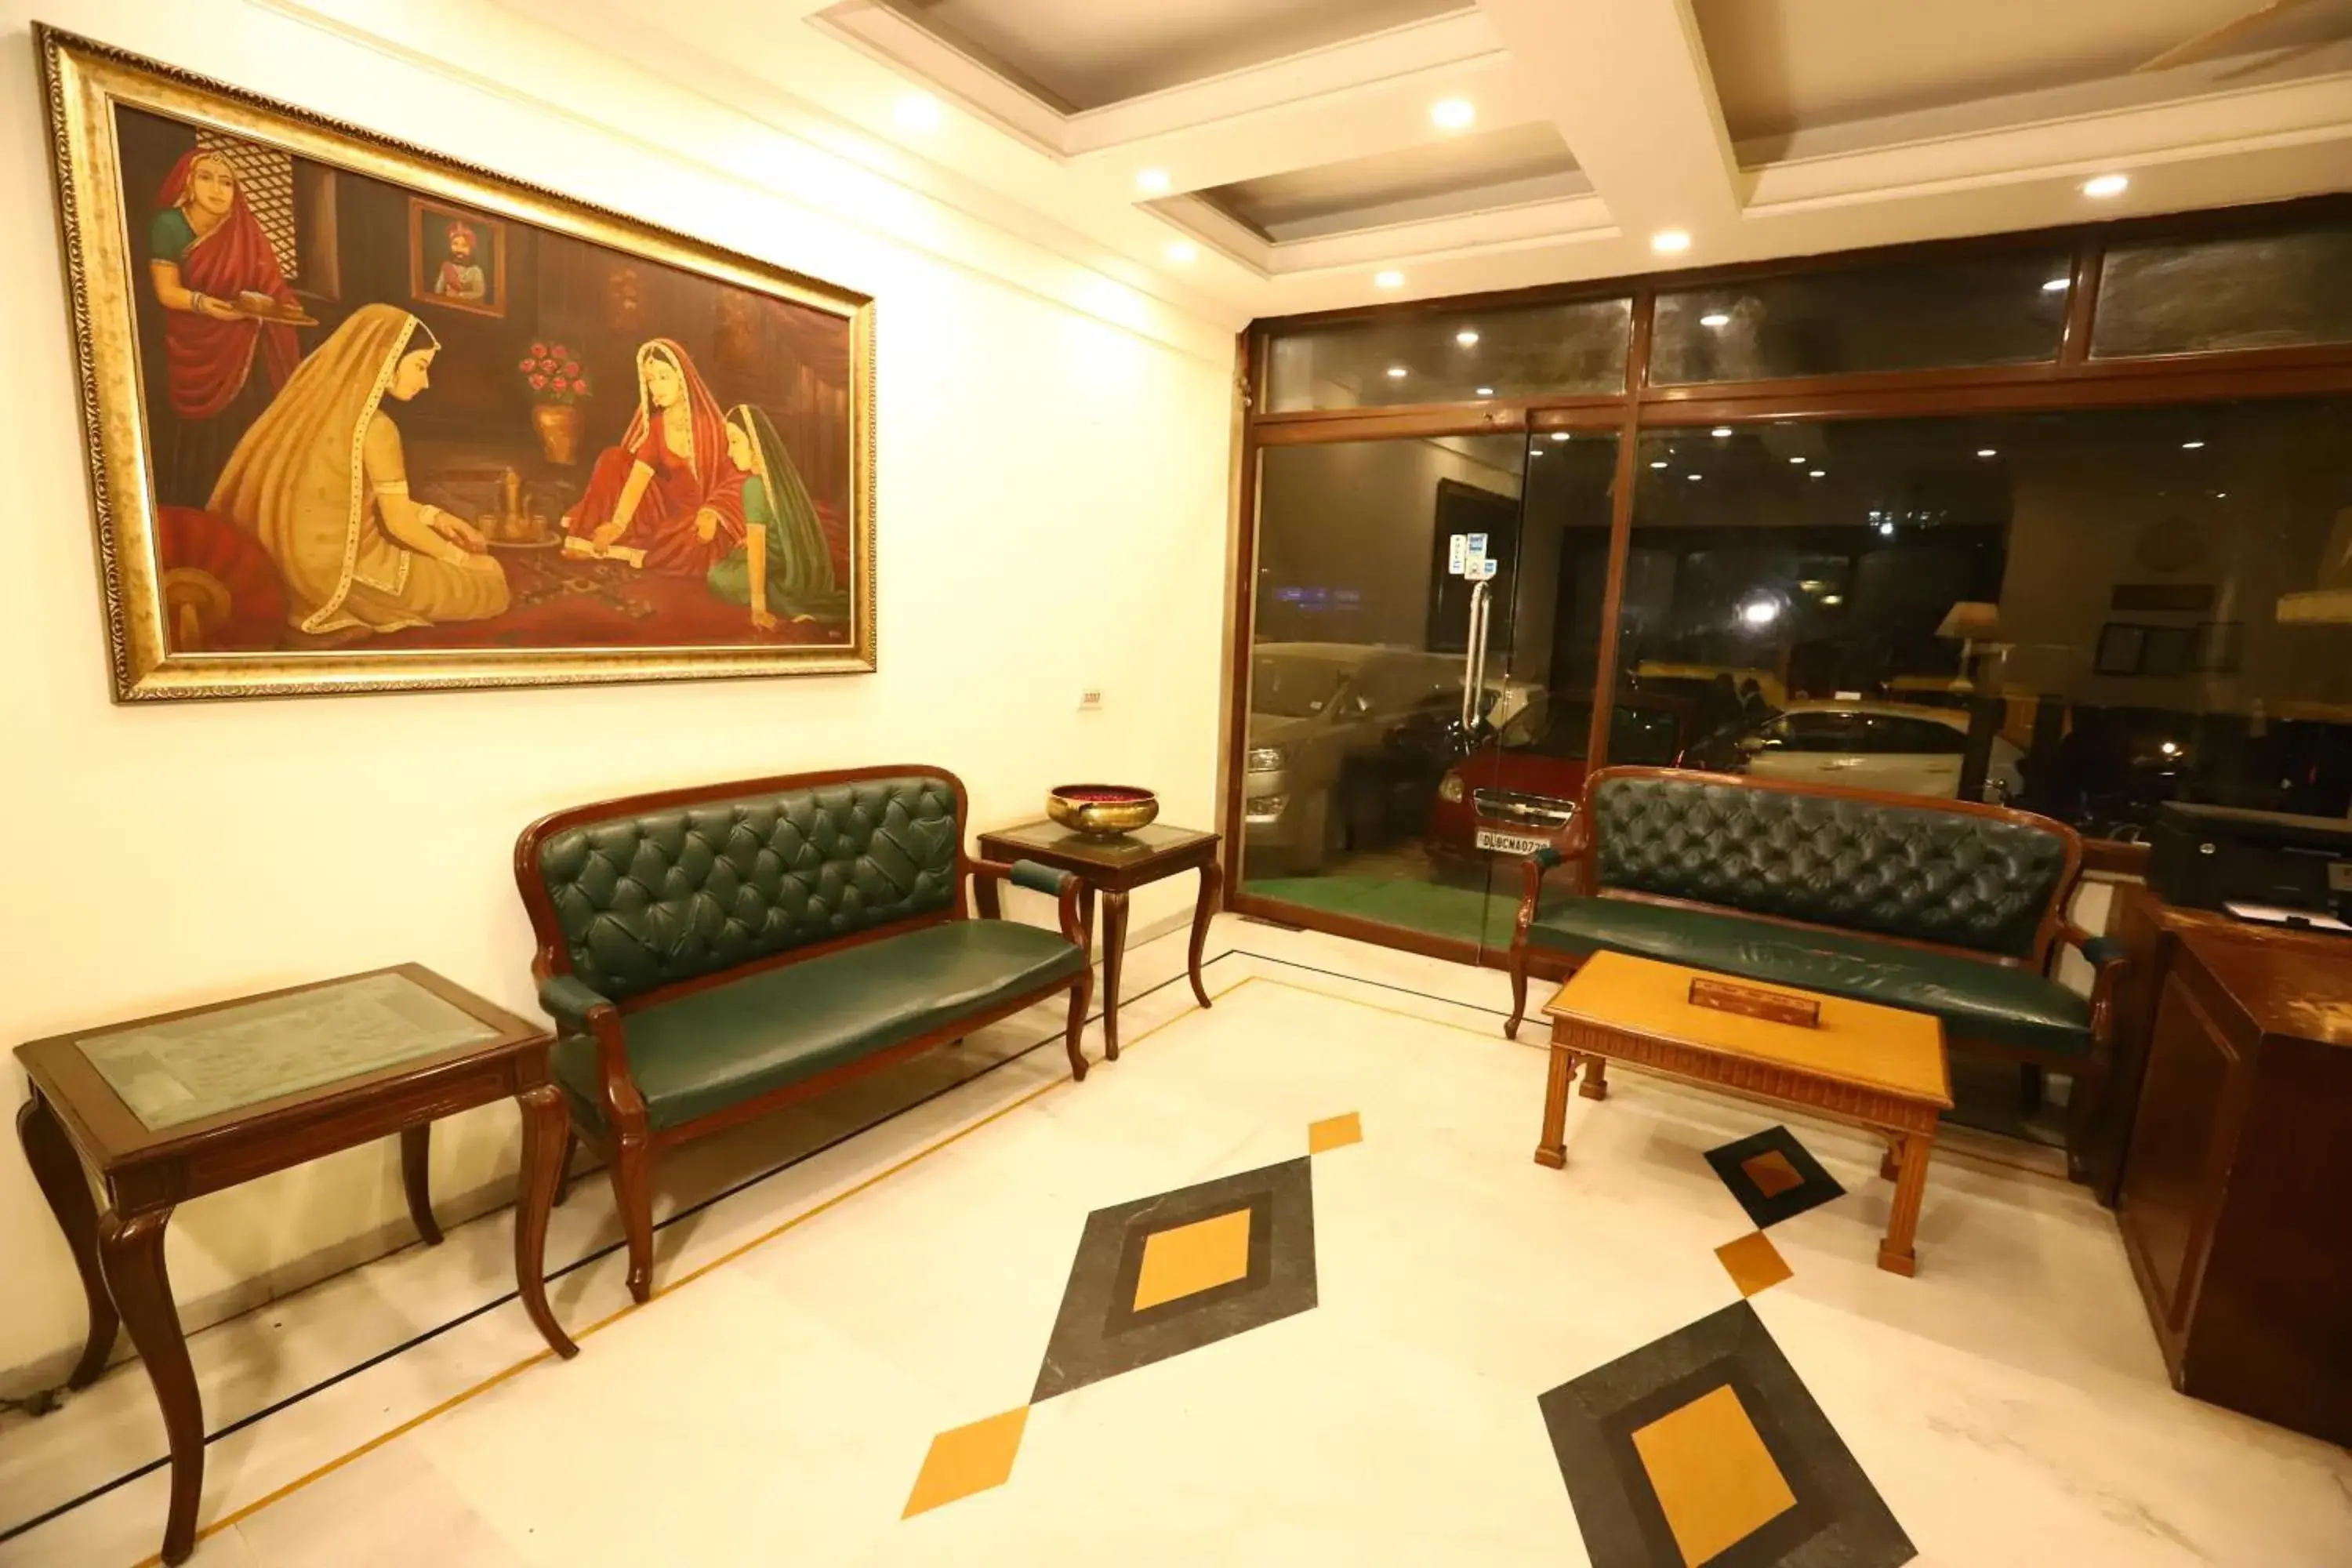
[1077,688,1103,711]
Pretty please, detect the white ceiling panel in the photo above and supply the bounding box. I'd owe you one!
[876,0,1472,111]
[1206,124,1581,241]
[1697,0,2352,142]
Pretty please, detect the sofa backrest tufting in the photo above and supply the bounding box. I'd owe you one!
[1585,770,2074,960]
[526,772,964,1002]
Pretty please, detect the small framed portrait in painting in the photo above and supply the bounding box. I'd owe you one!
[408,198,506,318]
[2094,623,2147,676]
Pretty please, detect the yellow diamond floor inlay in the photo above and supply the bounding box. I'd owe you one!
[1131,1207,1254,1311]
[1741,1148,1807,1199]
[1630,1383,1800,1567]
[1715,1230,1794,1298]
[1306,1110,1363,1153]
[902,1406,1029,1519]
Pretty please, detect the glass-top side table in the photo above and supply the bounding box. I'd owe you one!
[13,964,578,1566]
[973,820,1221,1060]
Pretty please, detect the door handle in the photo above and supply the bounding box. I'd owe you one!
[1459,579,1492,732]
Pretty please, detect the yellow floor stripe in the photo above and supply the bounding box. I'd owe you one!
[129,975,1257,1566]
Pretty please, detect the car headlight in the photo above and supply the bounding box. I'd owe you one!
[1244,793,1289,822]
[1246,746,1287,772]
[1438,771,1465,804]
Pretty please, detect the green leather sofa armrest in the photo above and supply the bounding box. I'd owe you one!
[539,973,616,1034]
[1009,859,1075,897]
[969,858,1087,947]
[2060,922,2128,1051]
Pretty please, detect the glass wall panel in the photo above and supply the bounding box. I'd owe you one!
[1612,401,2352,841]
[1262,298,1631,412]
[1243,433,1613,954]
[1650,250,2071,385]
[2091,221,2352,358]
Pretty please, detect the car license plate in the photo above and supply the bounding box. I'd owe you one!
[1475,828,1552,856]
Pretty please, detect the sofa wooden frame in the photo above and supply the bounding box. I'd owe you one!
[1503,767,2128,1174]
[514,764,1090,1302]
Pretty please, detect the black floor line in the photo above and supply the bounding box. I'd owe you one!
[0,933,1510,1547]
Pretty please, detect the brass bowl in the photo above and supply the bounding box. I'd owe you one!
[1047,784,1159,838]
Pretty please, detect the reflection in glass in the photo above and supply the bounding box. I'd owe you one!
[2092,222,2352,358]
[1262,297,1631,412]
[1243,434,1617,954]
[1615,403,2352,842]
[1650,250,2069,385]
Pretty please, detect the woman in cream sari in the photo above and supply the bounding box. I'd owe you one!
[210,303,508,634]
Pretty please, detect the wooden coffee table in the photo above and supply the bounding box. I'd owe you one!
[1535,952,1953,1276]
[13,965,577,1565]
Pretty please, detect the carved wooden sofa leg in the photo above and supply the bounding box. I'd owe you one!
[609,1123,655,1305]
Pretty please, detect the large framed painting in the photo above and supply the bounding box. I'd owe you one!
[38,28,876,701]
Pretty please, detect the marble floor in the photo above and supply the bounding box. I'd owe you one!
[1,917,2346,1567]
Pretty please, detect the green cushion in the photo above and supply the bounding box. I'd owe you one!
[1529,895,2092,1058]
[533,775,962,1004]
[1588,774,2069,959]
[554,920,1083,1131]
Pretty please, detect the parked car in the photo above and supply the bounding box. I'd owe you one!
[1243,643,1475,874]
[1693,701,2024,803]
[1426,692,1694,876]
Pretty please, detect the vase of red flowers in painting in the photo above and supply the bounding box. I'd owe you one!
[519,341,590,464]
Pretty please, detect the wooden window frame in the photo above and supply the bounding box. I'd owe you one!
[1221,195,2352,946]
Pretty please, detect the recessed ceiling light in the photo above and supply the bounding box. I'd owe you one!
[1475,386,1495,397]
[1976,448,1998,458]
[1820,594,1844,606]
[1650,460,1668,469]
[2182,439,2205,449]
[1687,473,1702,481]
[893,93,944,132]
[1700,312,1731,328]
[1431,98,1475,132]
[1136,168,1172,194]
[1374,270,1406,289]
[1385,365,1409,379]
[2042,277,2070,292]
[1164,241,1198,264]
[1711,426,1733,437]
[1456,328,1480,347]
[1788,456,1806,464]
[2216,491,2228,499]
[2082,172,2129,198]
[1652,229,1692,254]
[1550,432,1570,443]
[1809,470,1825,478]
[1527,448,1543,458]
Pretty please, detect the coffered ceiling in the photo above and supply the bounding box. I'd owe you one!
[504,0,2352,329]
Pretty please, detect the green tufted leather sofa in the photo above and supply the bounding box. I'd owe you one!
[515,765,1091,1301]
[1504,768,2126,1176]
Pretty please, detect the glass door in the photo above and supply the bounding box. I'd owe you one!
[1240,431,1617,959]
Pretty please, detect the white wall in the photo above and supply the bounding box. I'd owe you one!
[0,0,1237,1385]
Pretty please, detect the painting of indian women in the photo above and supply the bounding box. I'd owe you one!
[40,29,874,700]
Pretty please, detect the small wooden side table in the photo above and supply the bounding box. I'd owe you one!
[13,964,578,1566]
[973,820,1221,1059]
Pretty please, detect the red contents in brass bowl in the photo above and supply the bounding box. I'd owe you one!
[1053,785,1152,803]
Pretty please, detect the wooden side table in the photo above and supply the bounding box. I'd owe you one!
[973,820,1221,1059]
[13,964,577,1566]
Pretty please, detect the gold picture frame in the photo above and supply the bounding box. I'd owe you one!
[39,27,877,702]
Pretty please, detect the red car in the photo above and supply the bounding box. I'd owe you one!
[1426,693,1694,875]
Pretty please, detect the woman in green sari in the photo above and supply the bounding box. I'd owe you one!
[709,403,847,629]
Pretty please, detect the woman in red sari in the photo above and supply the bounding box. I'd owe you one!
[147,147,303,506]
[562,339,746,575]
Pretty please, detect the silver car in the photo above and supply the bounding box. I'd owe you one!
[1242,643,1474,874]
